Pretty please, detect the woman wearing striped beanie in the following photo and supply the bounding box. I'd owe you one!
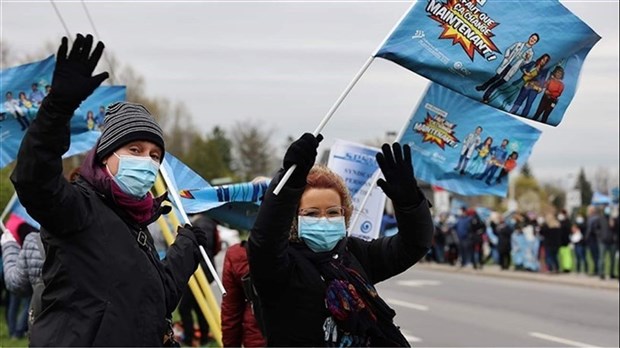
[11,34,208,346]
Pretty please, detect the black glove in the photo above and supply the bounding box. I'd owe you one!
[282,133,323,187]
[46,34,109,116]
[182,224,208,249]
[376,143,422,207]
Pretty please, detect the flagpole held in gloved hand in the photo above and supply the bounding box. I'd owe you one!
[159,161,227,296]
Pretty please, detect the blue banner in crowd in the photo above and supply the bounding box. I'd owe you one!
[0,55,126,168]
[375,0,600,126]
[400,83,541,197]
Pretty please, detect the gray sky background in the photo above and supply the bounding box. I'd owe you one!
[1,0,618,186]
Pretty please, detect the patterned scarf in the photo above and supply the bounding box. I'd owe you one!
[293,241,410,347]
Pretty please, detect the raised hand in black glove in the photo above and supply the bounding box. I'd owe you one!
[46,34,109,116]
[282,133,324,187]
[182,223,209,249]
[376,143,422,207]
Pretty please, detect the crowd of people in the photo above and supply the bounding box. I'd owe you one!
[420,204,620,279]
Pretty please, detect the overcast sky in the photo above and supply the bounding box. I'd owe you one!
[1,0,618,186]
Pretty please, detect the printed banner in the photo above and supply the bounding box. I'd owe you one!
[0,55,126,168]
[375,0,600,126]
[327,139,386,241]
[400,83,541,197]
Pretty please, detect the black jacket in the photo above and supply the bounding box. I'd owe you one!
[11,103,200,346]
[248,171,433,346]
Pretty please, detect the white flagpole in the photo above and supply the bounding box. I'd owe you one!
[0,192,19,224]
[348,82,429,236]
[159,161,227,296]
[273,1,417,195]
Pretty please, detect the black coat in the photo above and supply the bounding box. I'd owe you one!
[496,223,513,253]
[11,103,200,346]
[248,172,433,346]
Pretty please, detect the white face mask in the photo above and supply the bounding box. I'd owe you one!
[558,214,566,221]
[109,153,160,198]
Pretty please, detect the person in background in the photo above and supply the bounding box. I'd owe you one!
[10,34,208,346]
[570,217,587,274]
[558,210,573,272]
[455,207,473,268]
[1,222,39,339]
[433,212,450,264]
[249,136,433,346]
[495,215,513,270]
[221,239,267,347]
[540,214,562,273]
[585,206,602,276]
[469,209,486,270]
[592,206,615,280]
[178,213,220,346]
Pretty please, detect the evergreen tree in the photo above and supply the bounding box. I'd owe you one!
[575,167,593,207]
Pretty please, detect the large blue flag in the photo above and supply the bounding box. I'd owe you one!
[0,55,126,168]
[375,0,600,126]
[162,153,269,230]
[400,83,541,197]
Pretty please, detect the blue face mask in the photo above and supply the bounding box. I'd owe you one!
[298,216,346,253]
[111,153,160,198]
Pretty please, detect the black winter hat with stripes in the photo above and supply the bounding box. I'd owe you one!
[96,102,165,163]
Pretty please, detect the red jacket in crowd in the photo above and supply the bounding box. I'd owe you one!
[221,242,266,347]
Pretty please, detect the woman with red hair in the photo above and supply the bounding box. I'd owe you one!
[248,134,433,346]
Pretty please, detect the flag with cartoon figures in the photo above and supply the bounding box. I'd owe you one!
[400,83,541,197]
[374,0,600,126]
[0,55,126,168]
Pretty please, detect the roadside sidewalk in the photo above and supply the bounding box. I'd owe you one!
[416,262,620,291]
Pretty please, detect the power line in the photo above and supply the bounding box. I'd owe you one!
[49,0,72,41]
[81,0,117,84]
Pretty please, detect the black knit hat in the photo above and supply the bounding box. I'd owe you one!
[96,102,165,162]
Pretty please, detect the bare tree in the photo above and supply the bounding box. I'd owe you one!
[593,167,610,194]
[231,120,277,181]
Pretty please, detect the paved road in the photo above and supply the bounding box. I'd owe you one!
[376,267,619,347]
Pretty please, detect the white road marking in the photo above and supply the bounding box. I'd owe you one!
[529,332,601,348]
[396,279,441,287]
[400,329,422,343]
[386,298,429,311]
[403,334,422,343]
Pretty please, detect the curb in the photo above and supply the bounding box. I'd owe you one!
[415,263,620,291]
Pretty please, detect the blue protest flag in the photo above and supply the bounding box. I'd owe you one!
[400,83,541,197]
[0,56,126,168]
[375,0,600,126]
[162,153,269,230]
[179,181,270,214]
